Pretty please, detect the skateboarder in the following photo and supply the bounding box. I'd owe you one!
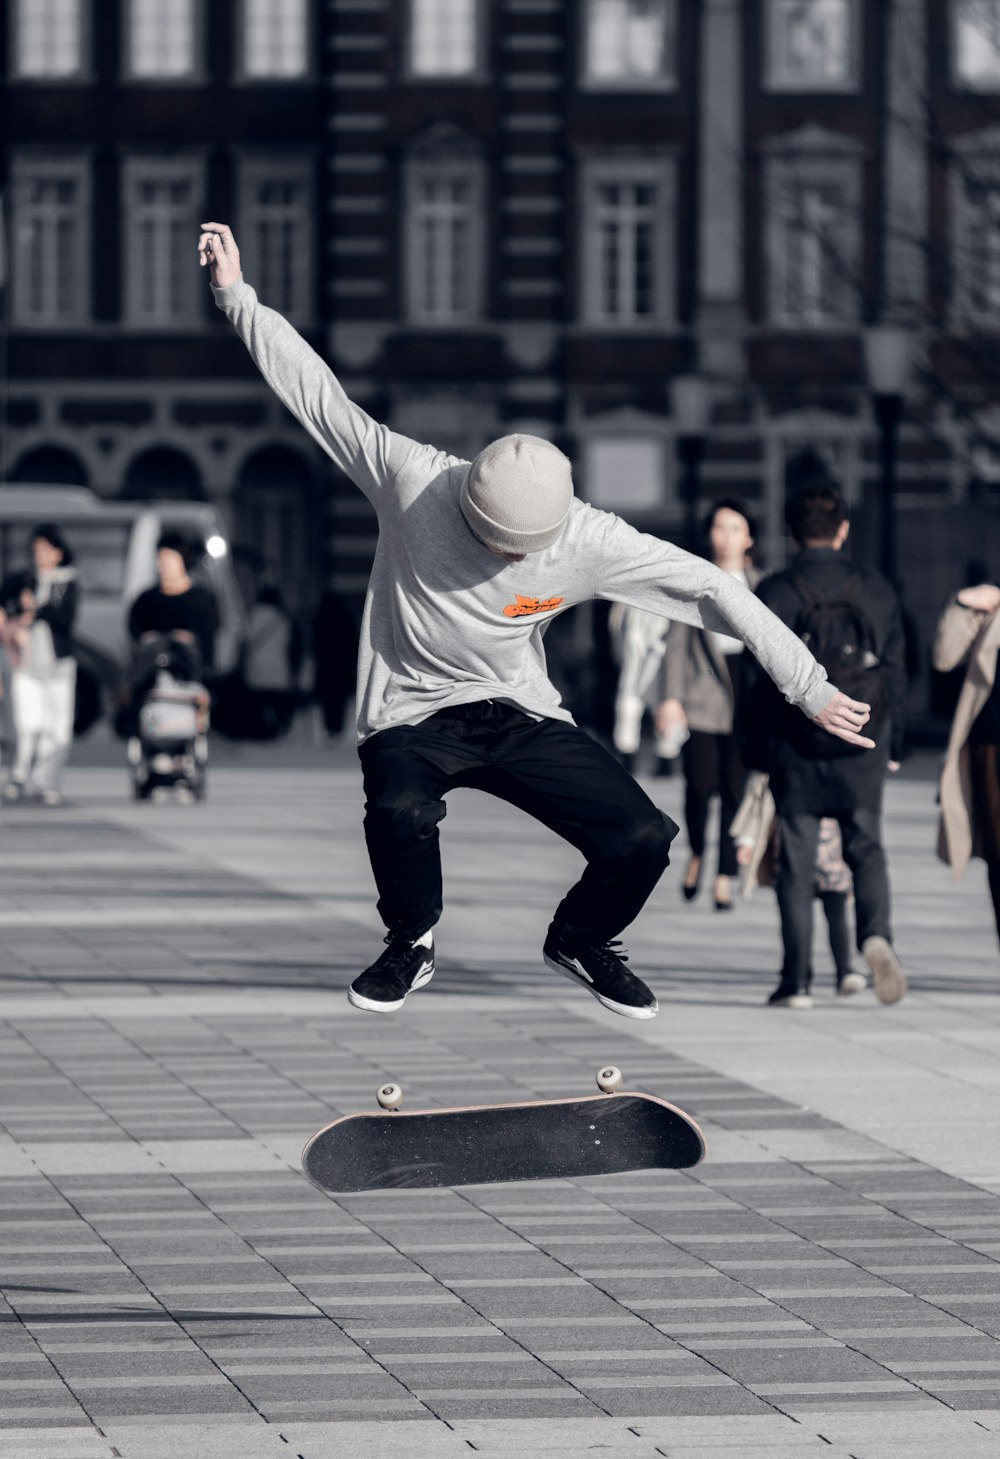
[198,222,875,1020]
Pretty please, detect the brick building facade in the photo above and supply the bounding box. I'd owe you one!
[4,0,1000,727]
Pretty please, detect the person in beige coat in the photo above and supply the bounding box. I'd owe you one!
[657,500,760,910]
[934,582,1000,948]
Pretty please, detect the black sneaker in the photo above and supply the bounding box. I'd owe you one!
[543,925,658,1020]
[766,980,814,1009]
[348,933,435,1013]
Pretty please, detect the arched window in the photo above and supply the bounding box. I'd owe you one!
[123,447,204,500]
[9,445,89,485]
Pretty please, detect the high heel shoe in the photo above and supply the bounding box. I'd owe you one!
[682,855,702,902]
[714,875,734,911]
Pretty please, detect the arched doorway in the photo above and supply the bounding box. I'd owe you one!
[123,447,204,501]
[9,446,89,485]
[235,445,320,614]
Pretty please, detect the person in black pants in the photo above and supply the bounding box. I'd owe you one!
[744,480,909,1009]
[361,701,676,963]
[657,501,760,910]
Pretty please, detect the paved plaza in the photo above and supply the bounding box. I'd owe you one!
[0,752,999,1459]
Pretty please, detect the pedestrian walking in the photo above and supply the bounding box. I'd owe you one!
[1,524,79,807]
[608,603,680,776]
[0,602,16,769]
[731,772,866,998]
[242,583,302,738]
[199,221,875,1020]
[933,580,1000,949]
[744,480,908,1008]
[120,533,219,736]
[657,500,759,910]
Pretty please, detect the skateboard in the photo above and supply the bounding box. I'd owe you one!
[301,1066,706,1194]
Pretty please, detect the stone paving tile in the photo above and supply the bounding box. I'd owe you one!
[1,768,1000,1452]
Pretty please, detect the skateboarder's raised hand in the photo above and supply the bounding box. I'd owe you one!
[810,688,875,750]
[198,222,241,290]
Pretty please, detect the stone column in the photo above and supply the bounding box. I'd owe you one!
[696,0,745,378]
[883,0,928,320]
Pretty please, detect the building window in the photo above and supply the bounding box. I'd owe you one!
[581,158,675,326]
[408,0,481,78]
[11,0,86,79]
[954,1,1000,89]
[124,157,203,325]
[765,0,858,92]
[126,0,198,79]
[585,435,668,512]
[11,155,90,327]
[952,146,1000,323]
[766,151,861,326]
[405,144,484,323]
[582,0,676,89]
[239,158,314,322]
[239,0,309,79]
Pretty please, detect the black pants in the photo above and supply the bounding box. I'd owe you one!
[776,809,891,989]
[681,729,746,877]
[359,701,678,944]
[816,890,854,982]
[988,862,1000,949]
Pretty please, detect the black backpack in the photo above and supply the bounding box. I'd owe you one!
[786,572,887,759]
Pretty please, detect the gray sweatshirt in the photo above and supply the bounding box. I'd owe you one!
[213,278,835,743]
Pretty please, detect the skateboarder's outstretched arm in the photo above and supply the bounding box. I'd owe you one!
[198,223,458,504]
[592,511,874,750]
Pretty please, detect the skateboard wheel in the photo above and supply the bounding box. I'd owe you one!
[596,1066,623,1093]
[376,1083,403,1111]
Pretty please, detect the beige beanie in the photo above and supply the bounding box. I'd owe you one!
[460,434,573,555]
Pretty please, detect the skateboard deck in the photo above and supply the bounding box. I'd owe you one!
[301,1071,705,1194]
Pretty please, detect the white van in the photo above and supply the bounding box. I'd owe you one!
[0,486,245,692]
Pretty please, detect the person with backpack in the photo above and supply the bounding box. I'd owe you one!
[744,480,908,1008]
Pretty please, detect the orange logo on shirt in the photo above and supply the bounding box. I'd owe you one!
[503,593,565,619]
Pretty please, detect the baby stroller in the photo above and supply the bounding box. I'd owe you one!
[126,635,209,802]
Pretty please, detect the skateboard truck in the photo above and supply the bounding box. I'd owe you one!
[374,1067,625,1110]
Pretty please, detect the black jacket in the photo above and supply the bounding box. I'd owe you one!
[128,584,219,670]
[743,548,907,813]
[1,570,78,661]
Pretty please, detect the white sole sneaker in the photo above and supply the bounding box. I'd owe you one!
[347,960,434,1013]
[862,936,907,1005]
[837,972,868,996]
[543,953,658,1020]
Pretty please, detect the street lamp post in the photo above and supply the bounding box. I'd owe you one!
[863,325,914,585]
[670,374,711,554]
